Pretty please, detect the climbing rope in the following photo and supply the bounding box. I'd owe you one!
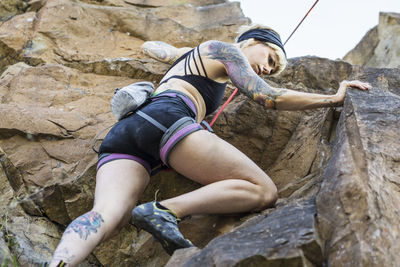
[209,87,238,127]
[284,0,320,45]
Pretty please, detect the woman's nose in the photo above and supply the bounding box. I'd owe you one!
[263,66,272,75]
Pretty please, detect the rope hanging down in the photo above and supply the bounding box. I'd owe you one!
[208,0,320,127]
[284,0,320,45]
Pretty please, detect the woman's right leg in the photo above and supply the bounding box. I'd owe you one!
[49,159,150,267]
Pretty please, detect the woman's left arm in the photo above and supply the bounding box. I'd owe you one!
[142,41,192,64]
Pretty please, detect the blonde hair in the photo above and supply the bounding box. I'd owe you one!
[236,24,287,76]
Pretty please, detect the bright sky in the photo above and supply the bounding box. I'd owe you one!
[236,0,400,60]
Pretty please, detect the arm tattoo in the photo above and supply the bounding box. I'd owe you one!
[142,41,180,64]
[64,211,104,240]
[206,41,286,109]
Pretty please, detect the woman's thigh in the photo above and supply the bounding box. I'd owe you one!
[93,159,150,227]
[168,130,275,188]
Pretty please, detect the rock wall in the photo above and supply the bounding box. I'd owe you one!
[0,1,399,267]
[0,0,28,21]
[344,12,400,68]
[317,68,400,266]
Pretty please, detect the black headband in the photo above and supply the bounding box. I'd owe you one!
[237,28,286,57]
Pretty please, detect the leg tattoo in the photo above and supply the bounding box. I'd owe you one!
[52,247,75,266]
[64,211,105,240]
[51,211,104,265]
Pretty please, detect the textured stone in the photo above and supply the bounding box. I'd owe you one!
[267,109,333,191]
[343,26,379,66]
[0,0,28,21]
[0,0,248,74]
[344,12,400,68]
[316,69,400,266]
[167,198,322,267]
[0,148,62,266]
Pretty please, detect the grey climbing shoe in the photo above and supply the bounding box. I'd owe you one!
[131,201,194,255]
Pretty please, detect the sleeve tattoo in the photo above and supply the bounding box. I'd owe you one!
[206,41,286,109]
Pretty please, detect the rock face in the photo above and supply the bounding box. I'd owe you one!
[0,147,63,266]
[166,198,322,267]
[344,12,400,68]
[0,1,399,267]
[316,69,400,266]
[0,0,28,21]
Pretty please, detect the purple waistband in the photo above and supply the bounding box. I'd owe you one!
[97,153,151,174]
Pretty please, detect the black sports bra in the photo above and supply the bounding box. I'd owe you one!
[159,45,227,116]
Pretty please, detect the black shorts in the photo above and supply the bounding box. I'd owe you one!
[97,91,203,175]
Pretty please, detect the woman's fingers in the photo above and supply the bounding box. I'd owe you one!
[347,80,371,90]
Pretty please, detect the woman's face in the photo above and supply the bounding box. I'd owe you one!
[244,43,279,76]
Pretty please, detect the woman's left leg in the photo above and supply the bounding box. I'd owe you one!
[160,130,278,218]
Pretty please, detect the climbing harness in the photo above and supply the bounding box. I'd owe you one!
[138,91,210,166]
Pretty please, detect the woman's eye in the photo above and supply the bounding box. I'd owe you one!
[268,56,274,66]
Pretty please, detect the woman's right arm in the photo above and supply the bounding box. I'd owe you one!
[142,41,191,64]
[205,41,370,110]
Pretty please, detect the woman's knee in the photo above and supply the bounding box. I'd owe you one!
[252,176,278,211]
[91,205,131,239]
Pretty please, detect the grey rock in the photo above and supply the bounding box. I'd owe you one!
[167,198,322,267]
[316,77,400,266]
[344,12,400,68]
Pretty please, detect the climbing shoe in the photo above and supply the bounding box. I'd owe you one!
[131,201,194,255]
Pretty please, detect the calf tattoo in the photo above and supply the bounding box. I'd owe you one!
[64,211,105,240]
[52,247,76,266]
[206,41,286,109]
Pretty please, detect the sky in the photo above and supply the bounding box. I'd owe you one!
[236,0,400,60]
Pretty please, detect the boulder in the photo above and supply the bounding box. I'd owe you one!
[316,68,400,266]
[344,12,400,68]
[343,26,379,67]
[166,198,322,267]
